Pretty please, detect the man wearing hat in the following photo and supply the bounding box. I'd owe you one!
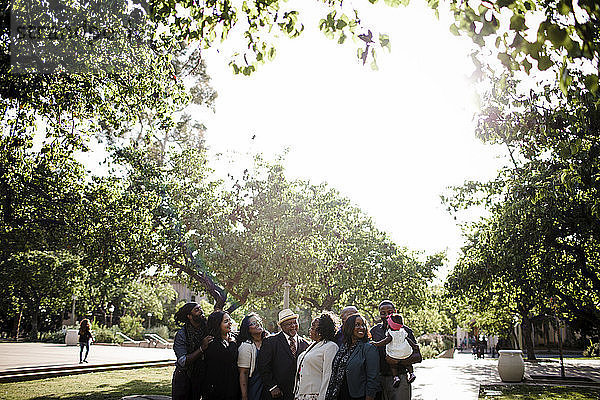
[172,302,213,400]
[257,309,309,400]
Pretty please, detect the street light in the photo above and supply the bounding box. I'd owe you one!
[147,312,152,329]
[108,305,115,327]
[71,294,78,326]
[282,282,291,309]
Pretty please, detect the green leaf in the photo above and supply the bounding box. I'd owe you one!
[480,16,499,36]
[509,14,527,31]
[379,33,391,51]
[537,56,552,71]
[496,0,516,6]
[449,24,460,36]
[498,52,512,69]
[584,74,599,95]
[547,24,567,47]
[558,0,571,15]
[384,0,402,7]
[522,58,532,74]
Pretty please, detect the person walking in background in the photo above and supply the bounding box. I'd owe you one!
[334,306,358,348]
[370,301,416,400]
[78,319,93,364]
[203,311,239,400]
[295,312,339,400]
[258,309,309,400]
[324,313,380,400]
[238,313,269,400]
[172,302,213,400]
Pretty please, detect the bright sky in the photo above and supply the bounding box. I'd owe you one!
[198,1,507,276]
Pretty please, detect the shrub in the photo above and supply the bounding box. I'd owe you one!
[39,330,66,344]
[145,325,170,340]
[92,325,124,344]
[119,315,145,340]
[583,341,600,357]
[419,344,440,359]
[417,333,454,357]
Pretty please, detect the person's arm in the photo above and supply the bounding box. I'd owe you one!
[239,367,250,400]
[238,343,252,400]
[317,343,338,400]
[364,344,380,400]
[186,335,213,366]
[370,333,392,347]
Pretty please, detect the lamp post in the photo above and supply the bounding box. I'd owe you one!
[283,282,291,309]
[71,294,78,326]
[108,305,115,327]
[147,312,152,329]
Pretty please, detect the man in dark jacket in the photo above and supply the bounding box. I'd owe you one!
[257,308,309,400]
[334,305,358,347]
[172,302,213,400]
[370,300,416,400]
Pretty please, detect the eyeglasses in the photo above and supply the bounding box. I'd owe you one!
[248,320,262,328]
[280,319,298,328]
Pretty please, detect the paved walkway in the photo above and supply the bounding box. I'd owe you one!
[0,343,174,371]
[411,352,600,400]
[1,344,599,399]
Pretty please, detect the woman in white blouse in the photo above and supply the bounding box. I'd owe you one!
[238,313,268,400]
[295,312,339,400]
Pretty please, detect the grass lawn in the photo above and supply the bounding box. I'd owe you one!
[0,366,174,400]
[480,384,600,400]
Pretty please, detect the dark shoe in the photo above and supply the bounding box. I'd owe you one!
[83,360,88,363]
[407,373,416,384]
[79,361,83,364]
[392,376,401,388]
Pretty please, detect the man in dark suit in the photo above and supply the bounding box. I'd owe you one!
[257,308,309,400]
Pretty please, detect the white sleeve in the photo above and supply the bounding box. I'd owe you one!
[318,342,339,400]
[238,342,252,368]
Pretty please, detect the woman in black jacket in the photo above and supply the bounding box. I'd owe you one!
[203,310,240,400]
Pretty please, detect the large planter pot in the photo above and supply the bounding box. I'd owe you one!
[498,350,525,382]
[65,329,79,346]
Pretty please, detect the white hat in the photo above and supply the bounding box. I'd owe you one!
[278,308,299,325]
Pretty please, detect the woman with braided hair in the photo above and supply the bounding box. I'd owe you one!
[172,302,214,400]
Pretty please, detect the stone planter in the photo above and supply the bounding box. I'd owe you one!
[498,350,525,382]
[65,329,79,346]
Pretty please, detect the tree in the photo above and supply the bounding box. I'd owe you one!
[1,251,84,338]
[445,0,599,94]
[444,75,600,358]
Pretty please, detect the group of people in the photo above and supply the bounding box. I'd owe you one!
[172,300,420,400]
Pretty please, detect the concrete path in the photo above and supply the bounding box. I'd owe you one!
[411,352,600,400]
[1,344,599,399]
[0,343,175,371]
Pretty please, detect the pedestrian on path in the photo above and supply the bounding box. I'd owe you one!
[78,319,93,364]
[172,302,213,400]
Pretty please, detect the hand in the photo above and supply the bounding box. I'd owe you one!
[270,387,283,398]
[202,335,214,351]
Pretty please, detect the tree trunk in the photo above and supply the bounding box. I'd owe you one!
[521,313,536,360]
[29,307,39,340]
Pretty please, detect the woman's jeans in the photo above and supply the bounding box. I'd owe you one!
[79,341,89,362]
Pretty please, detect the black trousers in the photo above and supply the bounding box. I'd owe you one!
[172,368,203,400]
